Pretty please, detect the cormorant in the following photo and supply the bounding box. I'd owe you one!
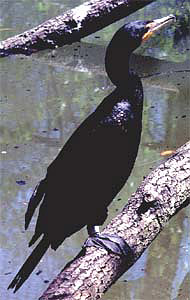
[8,15,175,292]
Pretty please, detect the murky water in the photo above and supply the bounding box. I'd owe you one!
[0,1,190,299]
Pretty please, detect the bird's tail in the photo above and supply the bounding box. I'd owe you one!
[25,179,46,230]
[8,236,50,293]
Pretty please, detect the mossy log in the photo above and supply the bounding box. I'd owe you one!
[0,0,155,57]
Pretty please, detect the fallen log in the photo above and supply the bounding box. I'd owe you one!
[40,140,190,300]
[0,0,155,57]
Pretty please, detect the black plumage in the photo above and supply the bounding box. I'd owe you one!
[28,80,143,249]
[8,15,175,292]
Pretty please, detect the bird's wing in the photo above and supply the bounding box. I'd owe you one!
[25,90,141,246]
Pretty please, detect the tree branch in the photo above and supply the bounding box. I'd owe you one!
[39,141,190,300]
[0,0,155,57]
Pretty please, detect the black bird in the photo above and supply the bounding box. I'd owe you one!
[8,15,175,292]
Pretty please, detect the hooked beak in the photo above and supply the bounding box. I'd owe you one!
[142,14,176,42]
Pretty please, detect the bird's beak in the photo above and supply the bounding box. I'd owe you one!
[142,14,176,42]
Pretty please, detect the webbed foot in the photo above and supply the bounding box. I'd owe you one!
[84,225,134,258]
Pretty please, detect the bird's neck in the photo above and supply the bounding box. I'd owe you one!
[98,72,143,116]
[105,43,143,107]
[105,47,133,87]
[116,72,143,107]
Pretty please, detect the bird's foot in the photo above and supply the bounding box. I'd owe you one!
[83,232,135,258]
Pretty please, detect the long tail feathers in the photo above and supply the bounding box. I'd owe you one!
[25,180,46,230]
[8,236,50,293]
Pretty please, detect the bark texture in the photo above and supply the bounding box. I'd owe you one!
[0,0,155,57]
[40,141,190,300]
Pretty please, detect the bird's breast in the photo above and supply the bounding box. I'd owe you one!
[100,100,137,131]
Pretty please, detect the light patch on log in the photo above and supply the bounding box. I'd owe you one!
[72,4,90,29]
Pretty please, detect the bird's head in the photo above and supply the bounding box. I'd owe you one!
[105,15,175,86]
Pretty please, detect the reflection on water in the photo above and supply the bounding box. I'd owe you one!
[0,1,190,299]
[171,214,190,299]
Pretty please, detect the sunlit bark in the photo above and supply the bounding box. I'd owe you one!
[0,0,155,57]
[40,141,190,300]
